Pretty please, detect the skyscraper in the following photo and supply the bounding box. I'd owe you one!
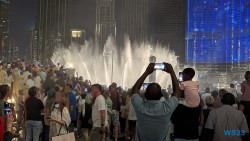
[186,0,250,64]
[95,0,116,50]
[120,0,149,44]
[0,0,10,61]
[149,0,186,62]
[28,29,38,62]
[35,0,70,63]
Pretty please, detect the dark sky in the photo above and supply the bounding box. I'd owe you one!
[9,0,96,55]
[9,0,35,54]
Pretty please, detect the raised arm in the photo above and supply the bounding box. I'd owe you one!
[132,63,155,94]
[163,63,180,99]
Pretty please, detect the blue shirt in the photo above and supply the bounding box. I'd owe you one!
[69,91,77,121]
[131,94,178,141]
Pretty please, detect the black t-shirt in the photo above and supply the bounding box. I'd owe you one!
[25,97,44,121]
[171,104,201,140]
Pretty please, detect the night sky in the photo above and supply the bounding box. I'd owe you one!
[9,0,96,55]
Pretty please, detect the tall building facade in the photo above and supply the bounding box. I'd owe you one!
[95,0,116,50]
[186,0,250,64]
[0,0,10,61]
[35,0,70,63]
[120,0,149,44]
[28,29,38,62]
[149,0,186,62]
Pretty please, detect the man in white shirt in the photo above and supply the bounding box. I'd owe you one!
[22,68,31,82]
[26,75,35,89]
[90,84,108,141]
[34,74,42,89]
[201,87,212,109]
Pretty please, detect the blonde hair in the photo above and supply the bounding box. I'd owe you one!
[205,96,215,107]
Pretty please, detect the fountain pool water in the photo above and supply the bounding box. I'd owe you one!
[51,36,180,89]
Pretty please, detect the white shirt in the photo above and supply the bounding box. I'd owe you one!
[92,95,108,127]
[201,93,212,109]
[22,71,31,82]
[26,79,35,89]
[228,88,237,98]
[126,100,137,120]
[34,76,42,88]
[6,75,14,87]
[39,71,47,81]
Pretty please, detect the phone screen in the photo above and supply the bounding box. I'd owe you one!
[4,102,11,115]
[84,88,88,93]
[154,63,165,70]
[179,72,183,82]
[143,83,151,90]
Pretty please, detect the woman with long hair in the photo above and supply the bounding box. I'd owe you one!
[48,101,71,140]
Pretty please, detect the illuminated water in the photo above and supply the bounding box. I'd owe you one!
[51,36,180,88]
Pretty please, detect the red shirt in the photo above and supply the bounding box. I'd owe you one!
[0,116,4,140]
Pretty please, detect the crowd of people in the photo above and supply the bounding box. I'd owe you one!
[0,60,250,141]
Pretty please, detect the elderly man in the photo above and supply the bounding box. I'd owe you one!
[203,93,250,141]
[131,63,180,141]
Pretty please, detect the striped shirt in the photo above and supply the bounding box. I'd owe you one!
[205,105,249,141]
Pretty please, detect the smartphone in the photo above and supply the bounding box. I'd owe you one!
[179,72,183,82]
[4,102,11,116]
[84,88,88,93]
[143,83,151,90]
[154,63,165,70]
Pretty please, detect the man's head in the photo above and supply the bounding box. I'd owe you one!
[28,75,32,80]
[29,86,37,97]
[219,89,228,98]
[211,91,219,98]
[0,84,10,100]
[182,68,195,81]
[91,84,102,97]
[205,96,215,107]
[245,71,250,83]
[230,84,235,88]
[205,87,210,93]
[145,83,163,100]
[221,93,235,106]
[110,82,117,91]
[65,84,73,93]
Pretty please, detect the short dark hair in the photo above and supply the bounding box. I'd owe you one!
[66,84,73,89]
[211,91,219,98]
[145,83,163,100]
[92,84,103,93]
[230,84,235,88]
[0,84,9,100]
[29,86,37,97]
[221,93,235,106]
[183,68,195,79]
[28,75,32,79]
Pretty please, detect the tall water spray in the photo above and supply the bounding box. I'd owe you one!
[51,36,180,88]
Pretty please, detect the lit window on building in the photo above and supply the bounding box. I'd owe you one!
[71,31,82,38]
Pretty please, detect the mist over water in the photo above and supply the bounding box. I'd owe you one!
[51,36,180,88]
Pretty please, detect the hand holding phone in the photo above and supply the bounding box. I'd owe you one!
[4,102,11,116]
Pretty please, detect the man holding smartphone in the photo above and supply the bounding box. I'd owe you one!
[131,63,180,141]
